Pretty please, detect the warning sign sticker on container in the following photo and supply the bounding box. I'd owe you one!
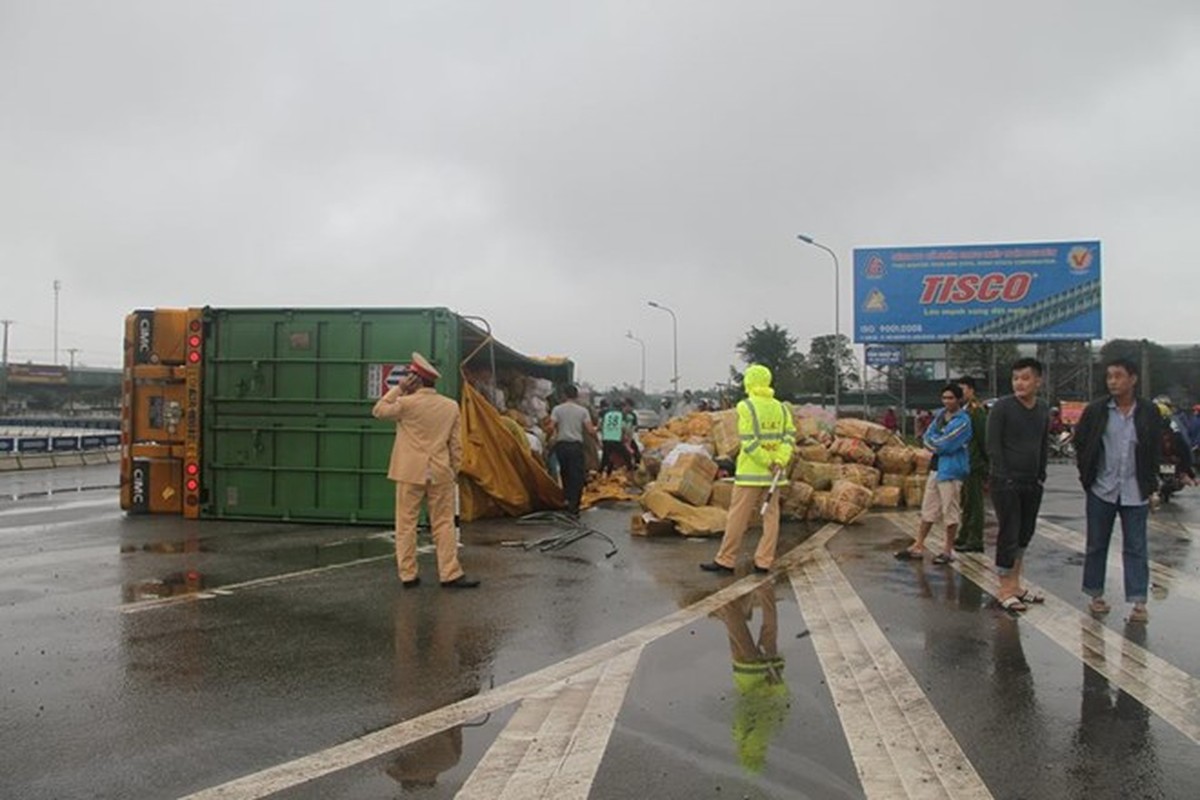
[366,363,410,399]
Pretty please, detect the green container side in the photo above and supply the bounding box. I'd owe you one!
[200,308,461,524]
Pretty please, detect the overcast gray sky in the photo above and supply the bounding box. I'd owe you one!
[2,1,1198,390]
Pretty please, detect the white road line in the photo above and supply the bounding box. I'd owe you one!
[0,497,117,517]
[119,544,435,614]
[459,647,643,799]
[887,513,1200,746]
[2,510,124,537]
[180,526,841,800]
[118,554,394,614]
[790,549,992,799]
[1149,517,1194,539]
[1036,517,1200,603]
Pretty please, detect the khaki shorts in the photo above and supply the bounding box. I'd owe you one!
[920,472,962,526]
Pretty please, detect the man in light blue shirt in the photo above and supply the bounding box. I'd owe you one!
[1073,358,1161,622]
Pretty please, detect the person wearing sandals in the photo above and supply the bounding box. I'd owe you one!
[896,384,972,565]
[987,358,1051,613]
[1074,358,1181,623]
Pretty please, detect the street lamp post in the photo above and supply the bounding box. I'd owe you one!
[796,234,841,418]
[647,301,679,399]
[53,279,61,365]
[625,330,646,394]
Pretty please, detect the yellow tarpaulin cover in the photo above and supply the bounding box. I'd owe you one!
[459,381,565,521]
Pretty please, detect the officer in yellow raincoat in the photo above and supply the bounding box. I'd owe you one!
[701,364,796,573]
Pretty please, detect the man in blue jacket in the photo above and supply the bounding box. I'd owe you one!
[896,384,973,564]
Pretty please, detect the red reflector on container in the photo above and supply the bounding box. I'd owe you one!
[189,320,201,332]
[188,351,200,363]
[186,463,199,476]
[188,335,201,347]
[186,478,199,492]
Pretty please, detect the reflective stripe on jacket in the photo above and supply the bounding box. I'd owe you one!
[734,397,796,486]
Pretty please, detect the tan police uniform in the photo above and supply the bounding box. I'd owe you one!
[372,353,464,584]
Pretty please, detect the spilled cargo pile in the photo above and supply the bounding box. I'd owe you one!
[627,408,931,537]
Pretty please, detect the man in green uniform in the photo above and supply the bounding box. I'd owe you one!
[954,376,989,553]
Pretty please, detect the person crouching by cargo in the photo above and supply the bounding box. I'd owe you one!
[599,399,632,476]
[896,384,973,564]
[372,352,479,589]
[701,365,796,575]
[549,385,597,517]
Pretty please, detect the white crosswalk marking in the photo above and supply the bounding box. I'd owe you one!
[458,647,642,799]
[791,549,992,799]
[180,527,840,800]
[888,513,1200,745]
[1036,517,1200,603]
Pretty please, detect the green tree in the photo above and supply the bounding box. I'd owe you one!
[736,321,805,399]
[947,342,1018,391]
[805,334,859,395]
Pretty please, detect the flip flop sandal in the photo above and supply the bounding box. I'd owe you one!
[1017,590,1045,604]
[894,549,924,560]
[1128,605,1149,623]
[932,553,955,565]
[999,596,1028,613]
[1088,598,1111,615]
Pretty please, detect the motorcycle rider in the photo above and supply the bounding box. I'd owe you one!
[1153,397,1196,500]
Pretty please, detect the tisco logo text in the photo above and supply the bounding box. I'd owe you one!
[919,272,1033,305]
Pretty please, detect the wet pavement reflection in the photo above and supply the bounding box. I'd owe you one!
[3,464,1200,799]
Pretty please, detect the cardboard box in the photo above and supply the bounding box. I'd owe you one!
[658,470,713,507]
[710,479,735,509]
[631,512,676,537]
[666,452,719,482]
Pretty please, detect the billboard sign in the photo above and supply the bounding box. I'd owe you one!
[865,345,904,368]
[6,363,70,385]
[853,241,1101,343]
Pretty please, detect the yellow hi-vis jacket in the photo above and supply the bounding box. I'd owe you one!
[734,395,796,487]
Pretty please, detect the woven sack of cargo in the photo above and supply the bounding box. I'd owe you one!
[781,481,815,520]
[709,409,740,459]
[794,416,834,445]
[913,449,933,474]
[791,460,838,491]
[837,463,881,489]
[876,446,916,475]
[685,413,713,437]
[904,474,926,507]
[831,437,877,466]
[872,486,903,508]
[830,499,869,524]
[834,418,893,446]
[796,442,831,463]
[830,479,875,510]
[881,473,906,489]
[808,491,833,521]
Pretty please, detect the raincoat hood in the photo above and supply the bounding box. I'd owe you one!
[743,364,775,399]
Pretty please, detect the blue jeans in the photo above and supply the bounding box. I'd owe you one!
[1083,490,1149,603]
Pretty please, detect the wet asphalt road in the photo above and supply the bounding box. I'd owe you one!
[2,463,1199,799]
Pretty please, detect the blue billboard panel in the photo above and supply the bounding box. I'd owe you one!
[853,241,1101,343]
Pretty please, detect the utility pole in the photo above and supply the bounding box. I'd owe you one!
[66,348,80,415]
[1,319,11,412]
[53,279,62,365]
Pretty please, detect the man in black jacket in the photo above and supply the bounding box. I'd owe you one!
[1074,357,1177,622]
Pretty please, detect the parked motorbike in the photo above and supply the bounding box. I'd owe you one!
[1049,430,1075,462]
[1159,461,1185,504]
